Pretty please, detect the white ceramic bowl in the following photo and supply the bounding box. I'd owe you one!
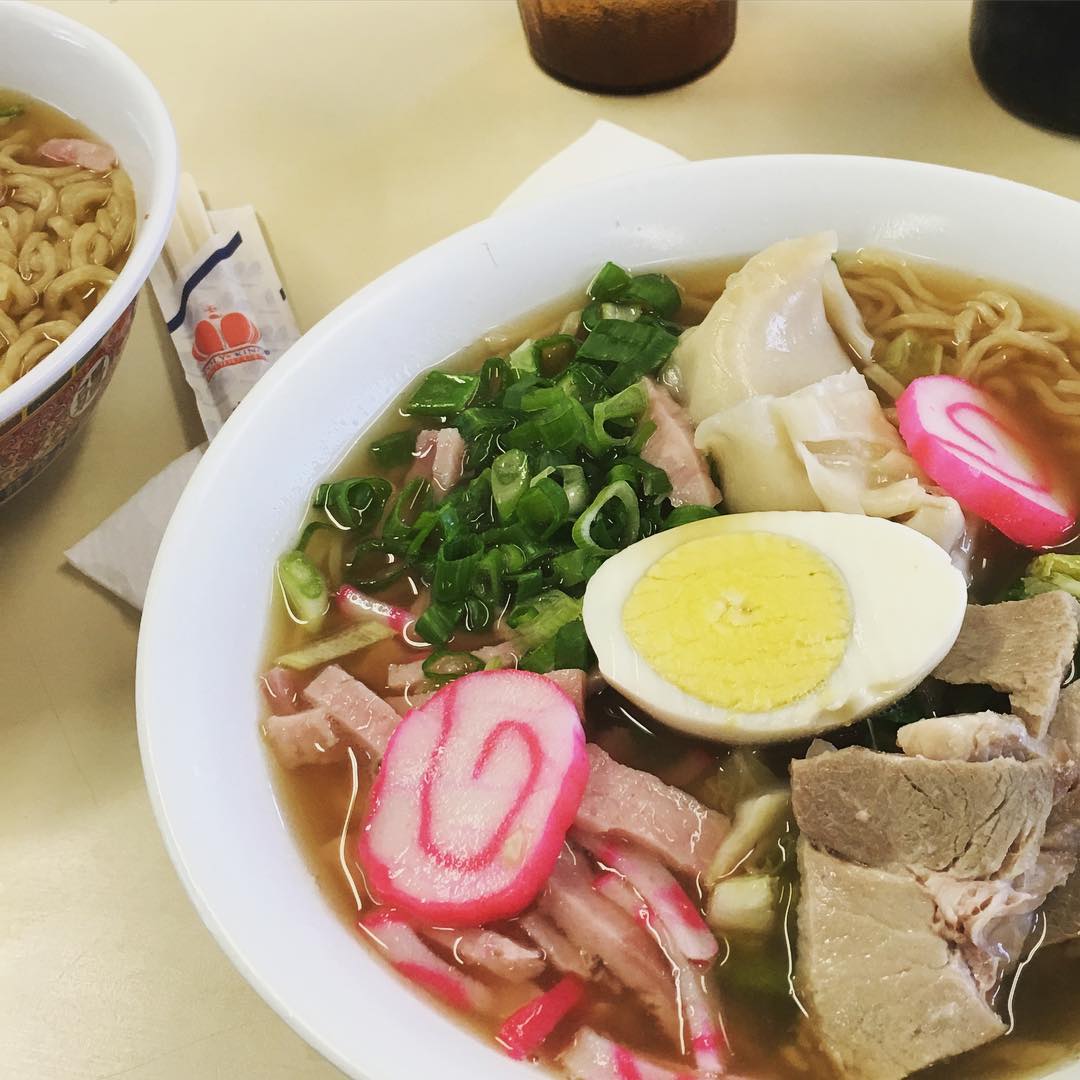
[0,1,177,502]
[138,157,1080,1080]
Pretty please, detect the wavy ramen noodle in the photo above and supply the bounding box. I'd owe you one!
[0,93,135,392]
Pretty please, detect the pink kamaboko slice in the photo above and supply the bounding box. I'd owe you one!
[497,975,585,1060]
[582,837,718,963]
[559,1028,697,1080]
[359,910,494,1013]
[359,668,589,925]
[897,375,1076,547]
[336,584,415,635]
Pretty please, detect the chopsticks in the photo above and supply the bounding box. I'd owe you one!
[161,172,214,282]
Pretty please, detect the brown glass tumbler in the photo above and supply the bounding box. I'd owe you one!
[517,0,737,94]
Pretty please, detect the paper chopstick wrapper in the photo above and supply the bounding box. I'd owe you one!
[149,176,300,438]
[67,124,683,610]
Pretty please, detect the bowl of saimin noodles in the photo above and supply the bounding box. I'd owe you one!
[0,2,176,503]
[139,156,1080,1080]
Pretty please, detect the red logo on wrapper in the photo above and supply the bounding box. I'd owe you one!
[191,307,267,381]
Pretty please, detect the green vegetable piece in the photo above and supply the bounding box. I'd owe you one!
[383,477,432,543]
[516,476,570,540]
[573,480,640,555]
[508,339,539,376]
[404,370,480,415]
[465,596,494,631]
[491,448,531,522]
[703,748,783,818]
[421,649,483,681]
[880,330,943,386]
[664,504,720,530]
[706,875,780,936]
[369,430,417,468]
[536,400,585,452]
[520,618,590,674]
[578,319,678,368]
[456,406,515,441]
[593,383,648,450]
[707,790,790,884]
[277,549,329,628]
[1019,553,1080,599]
[0,103,24,123]
[535,334,578,375]
[551,548,605,589]
[275,619,391,670]
[509,568,545,601]
[599,301,644,323]
[479,356,510,402]
[508,589,582,649]
[347,537,410,591]
[414,600,464,646]
[557,362,606,404]
[433,533,483,602]
[620,273,681,319]
[625,418,657,455]
[533,464,589,515]
[588,260,633,301]
[580,301,606,333]
[607,455,672,500]
[314,477,392,533]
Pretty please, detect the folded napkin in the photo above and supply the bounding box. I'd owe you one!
[65,121,688,610]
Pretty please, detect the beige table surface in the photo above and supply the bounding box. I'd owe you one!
[3,2,1079,1078]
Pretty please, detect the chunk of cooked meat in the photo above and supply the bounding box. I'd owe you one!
[517,912,595,980]
[420,927,545,982]
[575,743,728,878]
[932,592,1080,738]
[896,711,1040,762]
[1050,680,1080,756]
[263,706,343,768]
[791,746,1054,879]
[797,839,1006,1080]
[1044,866,1080,946]
[303,664,401,760]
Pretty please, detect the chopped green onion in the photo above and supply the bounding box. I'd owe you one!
[421,649,483,681]
[275,619,392,670]
[277,549,329,628]
[581,301,606,333]
[551,548,605,588]
[578,319,678,368]
[607,455,672,499]
[521,386,567,412]
[491,448,530,521]
[502,373,544,411]
[383,477,432,543]
[588,260,633,301]
[535,334,578,374]
[599,301,644,322]
[573,480,640,554]
[508,589,582,649]
[347,538,410,591]
[558,362,606,404]
[620,273,681,318]
[496,543,528,574]
[414,601,464,647]
[593,383,647,449]
[881,329,944,385]
[456,406,515,440]
[405,510,440,557]
[315,477,393,533]
[405,370,480,415]
[369,430,417,468]
[433,533,483,602]
[626,418,657,455]
[473,549,504,603]
[533,464,589,515]
[536,400,584,452]
[516,477,570,540]
[464,596,494,631]
[296,520,335,553]
[479,356,510,401]
[664,504,721,529]
[509,339,539,376]
[510,568,545,600]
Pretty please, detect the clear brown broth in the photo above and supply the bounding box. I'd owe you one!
[264,256,1080,1079]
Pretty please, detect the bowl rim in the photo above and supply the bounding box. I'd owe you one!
[0,0,178,420]
[137,153,1080,1080]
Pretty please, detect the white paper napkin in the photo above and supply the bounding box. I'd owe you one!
[65,121,688,610]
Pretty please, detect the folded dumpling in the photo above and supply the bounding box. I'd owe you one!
[671,232,868,423]
[695,370,966,553]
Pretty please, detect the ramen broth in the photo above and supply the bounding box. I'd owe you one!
[264,256,1080,1078]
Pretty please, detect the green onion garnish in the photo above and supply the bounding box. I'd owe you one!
[516,477,570,540]
[551,548,604,588]
[573,480,640,554]
[369,429,417,467]
[508,339,539,376]
[535,335,578,374]
[533,464,589,515]
[405,370,480,415]
[508,589,582,649]
[414,600,464,647]
[588,261,633,301]
[664,504,721,529]
[314,477,392,533]
[593,383,647,449]
[491,448,530,521]
[578,319,678,368]
[277,549,329,628]
[620,273,681,318]
[347,538,409,591]
[433,533,483,602]
[421,649,483,681]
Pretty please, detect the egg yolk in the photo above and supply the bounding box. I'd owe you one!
[622,531,852,712]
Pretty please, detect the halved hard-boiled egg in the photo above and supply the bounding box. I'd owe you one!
[582,511,967,743]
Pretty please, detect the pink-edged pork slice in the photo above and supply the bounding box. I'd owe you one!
[260,664,308,715]
[559,1028,698,1080]
[303,664,401,760]
[407,428,466,501]
[497,975,586,1060]
[580,835,718,963]
[38,137,117,172]
[518,912,596,980]
[592,872,727,1075]
[421,927,546,982]
[577,744,728,878]
[263,706,344,768]
[360,669,589,925]
[359,910,494,1013]
[640,379,721,509]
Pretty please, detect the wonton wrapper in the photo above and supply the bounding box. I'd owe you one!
[671,232,865,424]
[695,370,966,553]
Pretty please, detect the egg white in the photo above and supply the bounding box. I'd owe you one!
[582,511,968,744]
